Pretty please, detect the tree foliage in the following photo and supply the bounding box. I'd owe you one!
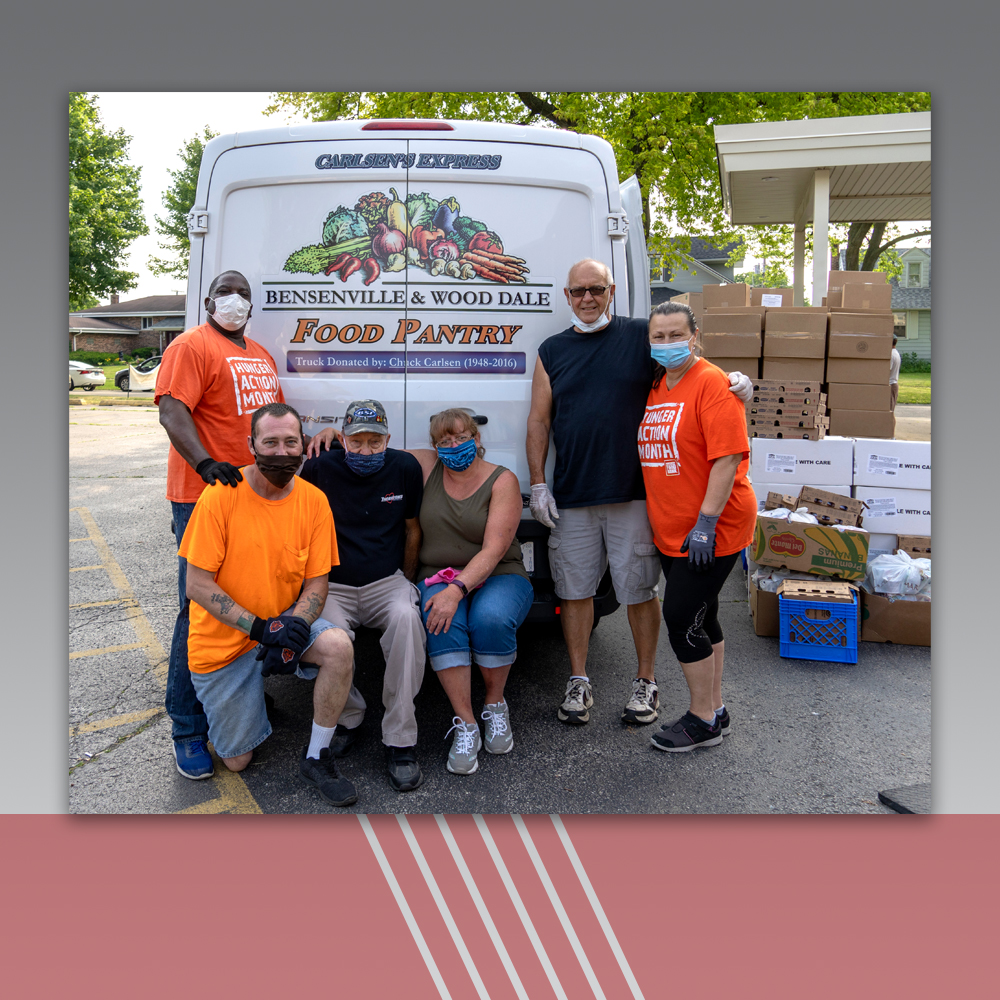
[267,91,931,274]
[69,93,148,310]
[148,126,217,280]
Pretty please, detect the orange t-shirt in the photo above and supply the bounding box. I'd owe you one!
[638,358,757,558]
[178,475,339,673]
[155,322,285,503]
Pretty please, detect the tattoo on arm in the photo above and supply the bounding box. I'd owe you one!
[210,592,236,616]
[297,591,324,624]
[236,612,254,634]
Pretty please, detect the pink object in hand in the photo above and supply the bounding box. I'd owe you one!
[423,567,481,590]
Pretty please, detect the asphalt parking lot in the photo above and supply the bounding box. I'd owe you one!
[69,406,930,814]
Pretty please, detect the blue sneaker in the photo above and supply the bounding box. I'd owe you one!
[174,737,214,779]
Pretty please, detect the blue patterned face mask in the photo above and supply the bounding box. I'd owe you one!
[344,449,386,476]
[651,340,692,369]
[437,438,477,471]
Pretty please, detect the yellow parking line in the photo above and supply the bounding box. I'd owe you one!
[70,642,147,659]
[69,506,263,815]
[70,598,138,610]
[70,565,105,573]
[70,707,163,737]
[69,537,91,542]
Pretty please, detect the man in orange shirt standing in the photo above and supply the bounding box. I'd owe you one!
[181,403,358,806]
[156,270,285,780]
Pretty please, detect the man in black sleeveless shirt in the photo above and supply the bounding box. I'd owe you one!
[526,259,752,728]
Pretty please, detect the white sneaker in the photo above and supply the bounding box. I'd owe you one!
[482,701,513,755]
[621,677,659,725]
[558,677,593,725]
[445,717,482,775]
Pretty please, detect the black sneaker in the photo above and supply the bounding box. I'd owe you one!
[387,745,424,792]
[327,724,361,758]
[651,712,724,753]
[299,746,358,806]
[716,707,731,736]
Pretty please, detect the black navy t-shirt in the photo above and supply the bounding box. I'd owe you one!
[299,446,423,587]
[537,315,655,508]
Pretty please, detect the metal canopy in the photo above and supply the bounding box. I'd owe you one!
[713,112,931,304]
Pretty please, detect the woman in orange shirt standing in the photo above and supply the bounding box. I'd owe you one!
[638,303,758,752]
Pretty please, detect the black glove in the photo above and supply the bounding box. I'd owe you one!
[250,614,311,652]
[196,458,244,488]
[680,512,720,572]
[256,643,302,677]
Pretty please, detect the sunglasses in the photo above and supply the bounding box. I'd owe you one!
[567,285,611,299]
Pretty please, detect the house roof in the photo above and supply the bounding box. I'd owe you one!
[678,238,742,262]
[891,286,931,309]
[68,317,140,334]
[73,294,186,317]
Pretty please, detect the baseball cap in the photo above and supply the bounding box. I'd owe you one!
[343,399,389,435]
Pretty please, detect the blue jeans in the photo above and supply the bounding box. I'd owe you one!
[417,574,534,671]
[166,501,208,741]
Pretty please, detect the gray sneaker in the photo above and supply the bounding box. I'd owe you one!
[558,677,593,725]
[445,716,482,775]
[621,677,659,725]
[481,701,514,755]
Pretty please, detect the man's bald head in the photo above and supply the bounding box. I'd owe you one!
[208,271,250,299]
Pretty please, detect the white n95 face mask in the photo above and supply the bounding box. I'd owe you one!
[210,293,251,331]
[572,308,612,333]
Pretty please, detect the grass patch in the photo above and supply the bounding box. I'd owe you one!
[897,372,930,404]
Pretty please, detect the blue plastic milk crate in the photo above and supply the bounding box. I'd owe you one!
[778,583,859,664]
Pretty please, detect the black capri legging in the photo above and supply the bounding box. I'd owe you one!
[658,551,741,663]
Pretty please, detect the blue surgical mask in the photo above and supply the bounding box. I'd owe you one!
[437,438,477,471]
[344,448,386,476]
[651,341,692,369]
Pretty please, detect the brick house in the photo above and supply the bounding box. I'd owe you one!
[69,294,186,354]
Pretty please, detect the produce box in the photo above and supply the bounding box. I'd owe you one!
[763,310,828,358]
[861,592,931,646]
[896,534,931,557]
[700,312,763,356]
[761,358,826,381]
[751,378,823,399]
[670,292,702,321]
[841,283,893,311]
[748,402,827,419]
[751,514,870,580]
[853,440,931,490]
[827,270,886,294]
[765,491,800,510]
[749,436,855,486]
[828,409,896,439]
[825,383,891,411]
[827,332,894,360]
[852,486,932,536]
[824,357,891,385]
[796,486,867,527]
[867,533,898,561]
[751,287,793,307]
[750,482,852,512]
[749,575,780,637]
[751,389,827,407]
[747,422,828,441]
[704,306,766,328]
[702,283,751,309]
[748,412,828,432]
[711,356,760,377]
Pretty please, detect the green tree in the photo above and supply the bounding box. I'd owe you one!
[267,91,930,273]
[69,93,148,310]
[148,126,217,279]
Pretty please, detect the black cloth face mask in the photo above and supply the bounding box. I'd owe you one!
[252,453,301,488]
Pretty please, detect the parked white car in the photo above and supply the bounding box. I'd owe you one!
[69,360,107,391]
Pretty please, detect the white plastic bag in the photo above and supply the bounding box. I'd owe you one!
[863,551,931,597]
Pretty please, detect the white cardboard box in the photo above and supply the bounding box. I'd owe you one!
[853,439,931,490]
[867,533,898,562]
[854,486,932,535]
[750,437,855,486]
[750,482,851,512]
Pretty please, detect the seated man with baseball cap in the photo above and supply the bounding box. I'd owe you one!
[302,400,426,792]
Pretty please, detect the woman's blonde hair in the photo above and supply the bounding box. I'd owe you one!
[428,409,486,458]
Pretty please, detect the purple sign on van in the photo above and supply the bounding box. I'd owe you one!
[287,351,526,374]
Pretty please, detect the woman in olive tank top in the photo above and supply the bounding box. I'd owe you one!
[410,409,534,776]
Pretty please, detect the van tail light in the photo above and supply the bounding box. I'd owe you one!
[361,121,454,131]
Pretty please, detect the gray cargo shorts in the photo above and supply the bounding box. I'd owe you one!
[547,500,660,605]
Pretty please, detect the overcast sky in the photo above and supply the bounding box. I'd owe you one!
[91,92,307,299]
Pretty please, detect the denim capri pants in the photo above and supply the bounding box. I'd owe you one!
[417,574,534,671]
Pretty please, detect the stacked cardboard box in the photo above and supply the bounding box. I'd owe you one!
[761,309,828,383]
[669,292,703,326]
[823,272,895,439]
[700,310,762,377]
[852,439,931,536]
[746,379,828,440]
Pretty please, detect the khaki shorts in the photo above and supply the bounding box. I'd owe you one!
[547,500,660,605]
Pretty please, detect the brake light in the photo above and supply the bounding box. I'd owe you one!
[361,121,454,131]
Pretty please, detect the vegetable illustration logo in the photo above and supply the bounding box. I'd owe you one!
[283,190,530,285]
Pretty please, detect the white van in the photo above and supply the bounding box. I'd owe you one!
[187,119,650,623]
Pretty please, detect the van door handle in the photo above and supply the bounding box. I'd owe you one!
[472,415,488,425]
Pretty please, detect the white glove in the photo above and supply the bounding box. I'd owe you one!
[529,483,560,529]
[728,370,754,404]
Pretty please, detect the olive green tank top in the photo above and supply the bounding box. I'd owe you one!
[418,462,528,582]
